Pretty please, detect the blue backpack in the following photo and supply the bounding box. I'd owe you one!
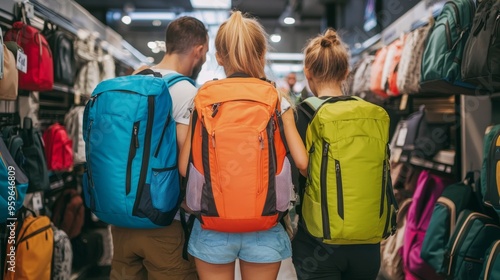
[0,137,29,223]
[82,70,194,229]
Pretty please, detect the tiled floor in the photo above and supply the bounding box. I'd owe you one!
[79,259,298,280]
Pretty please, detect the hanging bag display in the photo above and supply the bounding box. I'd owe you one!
[351,55,375,97]
[397,22,434,94]
[4,5,54,91]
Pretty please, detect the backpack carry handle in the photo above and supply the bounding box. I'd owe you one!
[322,95,358,104]
[135,68,162,78]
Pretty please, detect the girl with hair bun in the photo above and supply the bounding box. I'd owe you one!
[291,28,384,280]
[178,11,308,280]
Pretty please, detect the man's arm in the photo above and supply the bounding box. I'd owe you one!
[176,123,189,155]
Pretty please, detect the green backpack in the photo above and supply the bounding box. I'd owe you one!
[420,0,476,89]
[480,240,500,280]
[301,96,398,245]
[443,209,500,279]
[481,124,500,215]
[420,177,479,275]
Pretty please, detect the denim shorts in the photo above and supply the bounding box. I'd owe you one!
[187,220,292,264]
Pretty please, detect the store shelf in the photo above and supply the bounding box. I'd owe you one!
[394,148,456,174]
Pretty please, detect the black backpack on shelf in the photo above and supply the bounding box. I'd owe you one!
[43,21,76,86]
[20,117,50,192]
[461,0,500,92]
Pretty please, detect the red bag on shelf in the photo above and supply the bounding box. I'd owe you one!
[4,21,54,91]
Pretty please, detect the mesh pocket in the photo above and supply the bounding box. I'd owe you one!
[186,163,205,212]
[275,157,293,212]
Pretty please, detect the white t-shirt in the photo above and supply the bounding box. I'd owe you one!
[153,68,197,125]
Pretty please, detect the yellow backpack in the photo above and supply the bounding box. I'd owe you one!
[301,96,398,244]
[4,212,53,280]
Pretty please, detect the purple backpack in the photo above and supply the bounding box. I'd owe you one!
[402,170,454,280]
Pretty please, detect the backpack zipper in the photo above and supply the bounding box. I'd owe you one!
[448,1,461,31]
[320,140,331,239]
[380,160,387,218]
[335,159,344,221]
[18,224,51,247]
[211,103,220,117]
[437,22,453,51]
[437,197,457,238]
[132,96,155,216]
[493,14,500,45]
[85,120,95,209]
[484,240,500,279]
[126,122,140,195]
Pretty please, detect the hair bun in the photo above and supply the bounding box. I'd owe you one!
[320,38,332,47]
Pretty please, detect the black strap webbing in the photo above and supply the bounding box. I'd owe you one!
[180,208,196,261]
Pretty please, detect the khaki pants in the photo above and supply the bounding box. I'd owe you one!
[110,220,198,280]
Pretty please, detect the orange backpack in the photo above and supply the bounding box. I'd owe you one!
[3,213,53,280]
[185,76,292,233]
[370,46,389,98]
[386,36,407,96]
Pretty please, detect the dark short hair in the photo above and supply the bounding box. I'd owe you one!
[165,16,208,55]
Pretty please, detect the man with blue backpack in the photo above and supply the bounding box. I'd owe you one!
[83,16,208,280]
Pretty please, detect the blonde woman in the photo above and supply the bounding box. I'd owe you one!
[179,11,308,280]
[292,29,382,280]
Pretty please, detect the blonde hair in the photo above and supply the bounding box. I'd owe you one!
[303,28,349,85]
[215,11,268,78]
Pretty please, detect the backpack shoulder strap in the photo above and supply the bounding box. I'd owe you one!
[162,73,195,88]
[302,97,327,111]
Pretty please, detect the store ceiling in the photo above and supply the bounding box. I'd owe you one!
[73,0,325,63]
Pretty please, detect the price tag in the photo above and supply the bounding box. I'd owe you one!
[32,192,43,211]
[17,51,27,73]
[396,127,408,147]
[25,2,35,19]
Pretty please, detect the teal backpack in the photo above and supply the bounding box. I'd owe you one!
[443,209,500,279]
[420,0,476,90]
[83,70,195,229]
[481,124,500,215]
[480,240,500,280]
[0,136,29,223]
[420,179,474,275]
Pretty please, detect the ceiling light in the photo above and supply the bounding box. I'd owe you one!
[190,0,231,9]
[270,34,281,43]
[147,57,155,63]
[152,47,160,54]
[152,20,162,26]
[283,16,295,25]
[121,15,132,25]
[129,12,176,21]
[147,41,157,49]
